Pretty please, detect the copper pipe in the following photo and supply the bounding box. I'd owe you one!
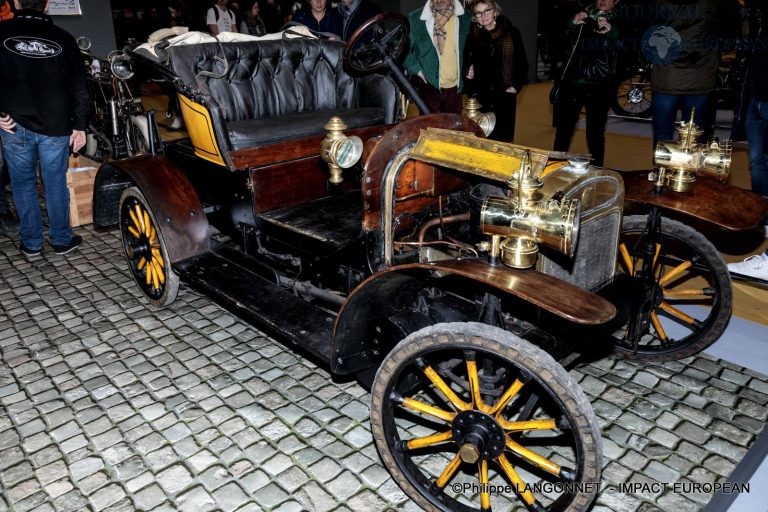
[417,212,471,243]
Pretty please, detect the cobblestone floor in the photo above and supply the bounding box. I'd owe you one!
[1,226,767,512]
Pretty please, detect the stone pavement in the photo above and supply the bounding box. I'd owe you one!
[1,226,767,512]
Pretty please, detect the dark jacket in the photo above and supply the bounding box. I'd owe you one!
[403,0,471,91]
[560,4,620,84]
[464,15,528,96]
[747,0,768,100]
[291,7,343,38]
[649,0,720,94]
[0,9,90,136]
[337,0,381,41]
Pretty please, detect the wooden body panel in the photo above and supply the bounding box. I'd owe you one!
[230,125,391,170]
[622,170,768,231]
[362,114,483,231]
[97,156,210,263]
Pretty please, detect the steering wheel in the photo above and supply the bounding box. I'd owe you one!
[343,12,409,74]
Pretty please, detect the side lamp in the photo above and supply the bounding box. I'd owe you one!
[463,98,496,137]
[321,117,363,185]
[652,110,732,192]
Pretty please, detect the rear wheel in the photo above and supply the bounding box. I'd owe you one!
[371,322,601,512]
[119,187,179,306]
[611,74,652,118]
[612,215,732,360]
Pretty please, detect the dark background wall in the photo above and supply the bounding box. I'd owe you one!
[54,0,116,57]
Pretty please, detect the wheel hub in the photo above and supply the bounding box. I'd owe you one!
[127,237,150,260]
[452,410,505,462]
[628,87,644,104]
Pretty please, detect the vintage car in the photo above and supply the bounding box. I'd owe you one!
[91,14,768,512]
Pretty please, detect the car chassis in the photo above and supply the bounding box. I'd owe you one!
[91,14,768,512]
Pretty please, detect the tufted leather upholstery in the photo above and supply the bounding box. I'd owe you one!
[168,37,399,154]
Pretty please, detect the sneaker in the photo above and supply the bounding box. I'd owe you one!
[728,252,768,280]
[52,235,82,255]
[20,242,41,258]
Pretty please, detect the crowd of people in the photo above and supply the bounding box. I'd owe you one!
[0,0,767,276]
[112,0,383,46]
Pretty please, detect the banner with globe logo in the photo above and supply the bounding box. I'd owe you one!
[641,25,682,65]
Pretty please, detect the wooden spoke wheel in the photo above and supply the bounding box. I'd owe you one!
[119,187,179,307]
[611,74,652,118]
[612,215,732,360]
[371,323,601,512]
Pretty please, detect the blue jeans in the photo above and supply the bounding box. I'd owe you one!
[0,143,10,215]
[0,126,72,249]
[746,97,768,196]
[651,92,712,145]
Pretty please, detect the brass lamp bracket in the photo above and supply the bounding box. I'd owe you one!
[320,117,363,186]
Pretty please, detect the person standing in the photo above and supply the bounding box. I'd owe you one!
[337,0,380,41]
[464,0,528,141]
[207,0,239,34]
[292,0,342,38]
[743,0,768,197]
[240,0,268,35]
[552,0,620,166]
[404,0,471,114]
[0,1,17,235]
[0,0,89,257]
[648,0,721,144]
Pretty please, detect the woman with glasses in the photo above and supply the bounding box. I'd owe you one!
[463,0,528,141]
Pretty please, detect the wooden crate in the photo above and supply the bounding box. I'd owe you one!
[66,156,99,227]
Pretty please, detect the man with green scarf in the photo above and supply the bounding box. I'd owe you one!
[404,0,470,114]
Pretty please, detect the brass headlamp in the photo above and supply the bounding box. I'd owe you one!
[321,117,363,185]
[479,151,581,269]
[463,98,496,138]
[108,51,135,80]
[652,110,732,192]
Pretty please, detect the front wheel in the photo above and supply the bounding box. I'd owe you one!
[119,187,179,306]
[612,215,732,360]
[371,322,601,512]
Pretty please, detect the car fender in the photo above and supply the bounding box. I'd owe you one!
[92,155,210,263]
[622,170,768,231]
[330,259,616,375]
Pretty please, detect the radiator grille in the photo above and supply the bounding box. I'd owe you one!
[540,210,620,291]
[538,173,623,291]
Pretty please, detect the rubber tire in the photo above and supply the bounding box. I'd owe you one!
[613,215,732,361]
[370,322,602,512]
[119,187,179,307]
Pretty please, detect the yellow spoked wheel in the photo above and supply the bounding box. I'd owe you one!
[371,323,601,512]
[613,215,732,361]
[119,187,179,307]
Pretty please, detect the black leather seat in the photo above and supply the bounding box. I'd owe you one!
[168,37,399,153]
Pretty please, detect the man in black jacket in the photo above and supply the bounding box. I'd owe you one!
[552,0,621,166]
[0,0,89,257]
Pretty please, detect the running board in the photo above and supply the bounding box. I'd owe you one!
[174,252,334,363]
[730,272,768,286]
